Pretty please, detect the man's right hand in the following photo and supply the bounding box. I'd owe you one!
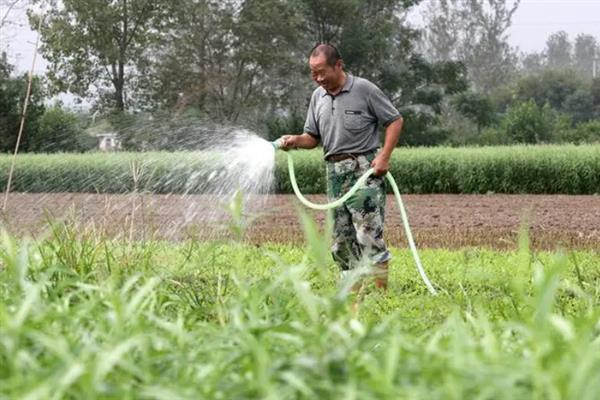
[278,133,319,151]
[279,135,298,151]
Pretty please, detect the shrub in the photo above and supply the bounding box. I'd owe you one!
[30,106,93,153]
[503,100,555,143]
[555,120,600,144]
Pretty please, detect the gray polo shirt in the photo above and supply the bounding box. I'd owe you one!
[303,74,401,158]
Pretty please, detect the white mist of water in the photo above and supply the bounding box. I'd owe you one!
[9,113,283,241]
[206,129,276,196]
[174,128,279,238]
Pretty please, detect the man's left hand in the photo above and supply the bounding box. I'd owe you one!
[371,154,390,177]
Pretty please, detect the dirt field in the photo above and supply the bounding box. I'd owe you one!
[1,192,599,249]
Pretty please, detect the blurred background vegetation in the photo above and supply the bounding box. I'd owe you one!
[1,0,600,152]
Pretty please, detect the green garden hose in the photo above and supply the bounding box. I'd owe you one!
[281,148,437,295]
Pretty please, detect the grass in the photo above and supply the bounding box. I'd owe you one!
[1,213,600,399]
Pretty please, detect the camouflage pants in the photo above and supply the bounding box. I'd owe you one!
[327,152,391,271]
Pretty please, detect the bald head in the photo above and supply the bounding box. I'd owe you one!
[309,43,343,67]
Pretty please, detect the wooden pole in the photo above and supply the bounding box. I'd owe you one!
[3,13,44,211]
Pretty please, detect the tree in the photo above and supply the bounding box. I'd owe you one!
[573,34,598,79]
[423,0,520,92]
[520,52,545,73]
[295,0,469,146]
[149,0,304,123]
[1,0,27,28]
[149,0,441,129]
[397,56,469,146]
[591,78,600,105]
[514,69,583,111]
[453,91,496,133]
[30,0,169,112]
[0,52,45,152]
[503,100,554,144]
[296,0,421,90]
[422,0,460,61]
[563,90,595,124]
[30,106,93,152]
[546,31,572,69]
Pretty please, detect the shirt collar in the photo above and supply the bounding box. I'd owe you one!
[321,73,355,97]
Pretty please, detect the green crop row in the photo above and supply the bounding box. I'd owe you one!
[275,144,600,194]
[0,152,216,194]
[1,144,600,194]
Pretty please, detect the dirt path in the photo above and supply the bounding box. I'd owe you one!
[1,193,599,249]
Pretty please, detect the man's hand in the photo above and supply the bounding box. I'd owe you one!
[371,154,390,177]
[371,117,402,176]
[277,133,319,151]
[279,135,298,151]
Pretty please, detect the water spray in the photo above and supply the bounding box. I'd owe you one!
[272,139,437,295]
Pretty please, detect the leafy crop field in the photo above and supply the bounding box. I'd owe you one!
[1,217,599,399]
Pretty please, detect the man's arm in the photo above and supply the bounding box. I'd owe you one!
[280,133,320,150]
[371,117,403,176]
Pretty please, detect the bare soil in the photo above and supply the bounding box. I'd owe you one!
[1,193,599,250]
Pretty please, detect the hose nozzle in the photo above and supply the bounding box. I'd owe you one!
[271,138,283,150]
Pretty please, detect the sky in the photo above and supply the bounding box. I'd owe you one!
[498,0,600,52]
[2,0,600,77]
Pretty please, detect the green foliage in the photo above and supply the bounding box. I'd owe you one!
[0,53,45,153]
[546,31,572,69]
[573,33,598,79]
[265,114,306,142]
[514,69,584,110]
[422,0,519,92]
[153,0,305,122]
[503,100,555,143]
[397,56,469,146]
[1,223,600,398]
[453,91,496,132]
[275,149,327,194]
[447,125,511,147]
[563,90,597,123]
[29,106,95,153]
[397,108,441,146]
[591,78,600,105]
[0,152,211,193]
[299,0,420,92]
[555,120,600,144]
[2,145,600,194]
[31,0,169,111]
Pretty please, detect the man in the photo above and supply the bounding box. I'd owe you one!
[279,43,403,289]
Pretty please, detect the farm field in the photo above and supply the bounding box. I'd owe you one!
[1,192,599,249]
[2,147,600,398]
[4,0,600,393]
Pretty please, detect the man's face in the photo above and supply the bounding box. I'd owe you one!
[309,54,342,92]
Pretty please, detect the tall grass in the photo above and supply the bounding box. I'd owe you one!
[1,144,600,193]
[1,215,600,398]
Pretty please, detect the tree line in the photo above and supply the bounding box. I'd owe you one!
[1,0,599,152]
